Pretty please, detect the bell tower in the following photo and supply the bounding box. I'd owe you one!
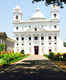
[13,5,23,23]
[51,5,59,19]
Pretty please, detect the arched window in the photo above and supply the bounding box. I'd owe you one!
[54,36,57,40]
[29,43,31,45]
[22,37,24,40]
[16,37,19,41]
[49,36,51,40]
[29,37,31,40]
[55,43,56,44]
[22,44,24,45]
[54,14,56,17]
[29,25,31,28]
[41,43,44,45]
[49,49,52,52]
[17,43,18,46]
[41,36,44,40]
[41,25,43,27]
[49,43,51,45]
[35,28,37,31]
[16,26,18,30]
[16,15,18,19]
[54,25,57,28]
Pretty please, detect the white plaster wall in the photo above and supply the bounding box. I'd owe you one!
[13,9,60,55]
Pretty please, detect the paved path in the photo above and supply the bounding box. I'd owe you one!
[0,55,66,80]
[15,55,48,64]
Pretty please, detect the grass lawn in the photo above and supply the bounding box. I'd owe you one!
[0,53,30,67]
[43,53,66,72]
[10,55,29,64]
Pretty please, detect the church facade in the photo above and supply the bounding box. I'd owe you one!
[13,5,60,55]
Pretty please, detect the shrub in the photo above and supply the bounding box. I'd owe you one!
[14,53,22,57]
[0,44,5,51]
[48,52,66,61]
[53,55,59,61]
[52,53,63,61]
[0,52,28,65]
[48,52,55,59]
[43,54,48,58]
[64,42,66,47]
[0,59,7,65]
[63,54,66,61]
[53,55,62,61]
[20,50,24,54]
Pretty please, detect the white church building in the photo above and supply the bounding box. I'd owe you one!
[13,5,65,55]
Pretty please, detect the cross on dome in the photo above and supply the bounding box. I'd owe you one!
[15,5,21,10]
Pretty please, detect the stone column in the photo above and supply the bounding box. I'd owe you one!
[32,34,34,55]
[45,33,49,55]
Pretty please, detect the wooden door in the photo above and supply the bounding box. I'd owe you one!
[34,46,39,55]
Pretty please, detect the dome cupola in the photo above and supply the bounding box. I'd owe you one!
[31,8,44,19]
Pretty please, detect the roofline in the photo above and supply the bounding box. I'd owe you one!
[13,19,59,24]
[7,37,15,42]
[13,30,60,34]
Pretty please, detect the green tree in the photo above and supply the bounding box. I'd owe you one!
[32,0,66,8]
[0,44,5,51]
[64,42,66,47]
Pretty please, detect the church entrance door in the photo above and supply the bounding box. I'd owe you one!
[34,46,39,55]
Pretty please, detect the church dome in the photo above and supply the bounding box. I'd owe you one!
[31,8,44,19]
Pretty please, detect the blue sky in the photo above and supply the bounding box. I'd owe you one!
[0,0,66,40]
